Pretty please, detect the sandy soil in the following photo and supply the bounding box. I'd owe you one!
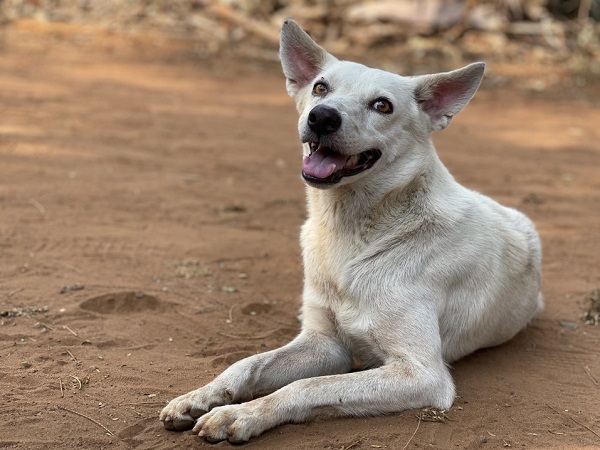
[1,22,600,450]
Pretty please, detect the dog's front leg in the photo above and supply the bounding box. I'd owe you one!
[160,330,351,431]
[192,353,454,443]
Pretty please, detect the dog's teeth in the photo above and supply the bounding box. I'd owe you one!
[345,154,359,169]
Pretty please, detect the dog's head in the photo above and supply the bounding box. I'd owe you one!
[280,20,485,189]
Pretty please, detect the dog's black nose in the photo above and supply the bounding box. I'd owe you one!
[307,105,342,135]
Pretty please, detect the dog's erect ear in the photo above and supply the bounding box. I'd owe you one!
[279,20,336,97]
[414,63,485,132]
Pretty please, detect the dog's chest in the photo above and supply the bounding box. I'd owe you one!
[333,301,387,367]
[302,219,388,366]
[301,218,367,293]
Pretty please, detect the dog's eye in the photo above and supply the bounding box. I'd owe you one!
[371,98,393,114]
[312,82,328,96]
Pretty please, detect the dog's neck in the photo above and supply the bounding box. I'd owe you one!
[305,149,455,236]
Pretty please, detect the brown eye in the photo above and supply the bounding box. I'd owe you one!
[312,82,328,96]
[372,98,393,114]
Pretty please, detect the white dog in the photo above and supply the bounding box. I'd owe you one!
[160,20,543,443]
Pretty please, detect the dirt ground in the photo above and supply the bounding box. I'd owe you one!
[1,22,599,450]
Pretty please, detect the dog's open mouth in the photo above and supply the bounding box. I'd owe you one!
[302,141,381,185]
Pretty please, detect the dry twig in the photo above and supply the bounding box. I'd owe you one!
[63,325,78,336]
[6,287,24,300]
[37,322,56,331]
[583,365,599,386]
[570,416,600,440]
[115,401,161,406]
[57,405,114,436]
[207,3,279,45]
[65,349,79,363]
[28,197,46,216]
[70,375,82,390]
[227,303,236,323]
[547,404,600,439]
[420,407,449,422]
[53,259,82,273]
[217,328,280,340]
[403,413,422,449]
[340,440,361,450]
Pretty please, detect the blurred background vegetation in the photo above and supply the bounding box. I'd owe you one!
[1,0,599,90]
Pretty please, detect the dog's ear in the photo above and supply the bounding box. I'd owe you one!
[279,20,336,97]
[414,63,485,132]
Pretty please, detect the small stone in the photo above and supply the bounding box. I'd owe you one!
[479,435,488,443]
[522,193,544,205]
[558,320,577,330]
[21,361,32,369]
[59,284,85,294]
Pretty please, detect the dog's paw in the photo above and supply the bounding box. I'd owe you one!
[192,403,271,443]
[159,390,207,431]
[160,387,232,431]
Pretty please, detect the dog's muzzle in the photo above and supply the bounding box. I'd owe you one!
[302,105,381,186]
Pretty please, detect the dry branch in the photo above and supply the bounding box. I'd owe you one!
[56,405,114,436]
[207,3,279,45]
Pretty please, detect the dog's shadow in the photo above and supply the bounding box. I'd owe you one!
[452,318,547,391]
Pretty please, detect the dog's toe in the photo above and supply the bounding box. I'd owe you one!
[171,414,196,430]
[161,411,196,431]
[161,416,174,430]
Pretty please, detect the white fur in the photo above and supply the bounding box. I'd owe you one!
[159,20,543,443]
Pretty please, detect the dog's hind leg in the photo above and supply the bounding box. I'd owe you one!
[160,330,351,431]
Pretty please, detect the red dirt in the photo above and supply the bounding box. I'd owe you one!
[1,22,599,450]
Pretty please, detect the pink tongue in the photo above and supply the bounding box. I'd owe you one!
[303,149,348,179]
